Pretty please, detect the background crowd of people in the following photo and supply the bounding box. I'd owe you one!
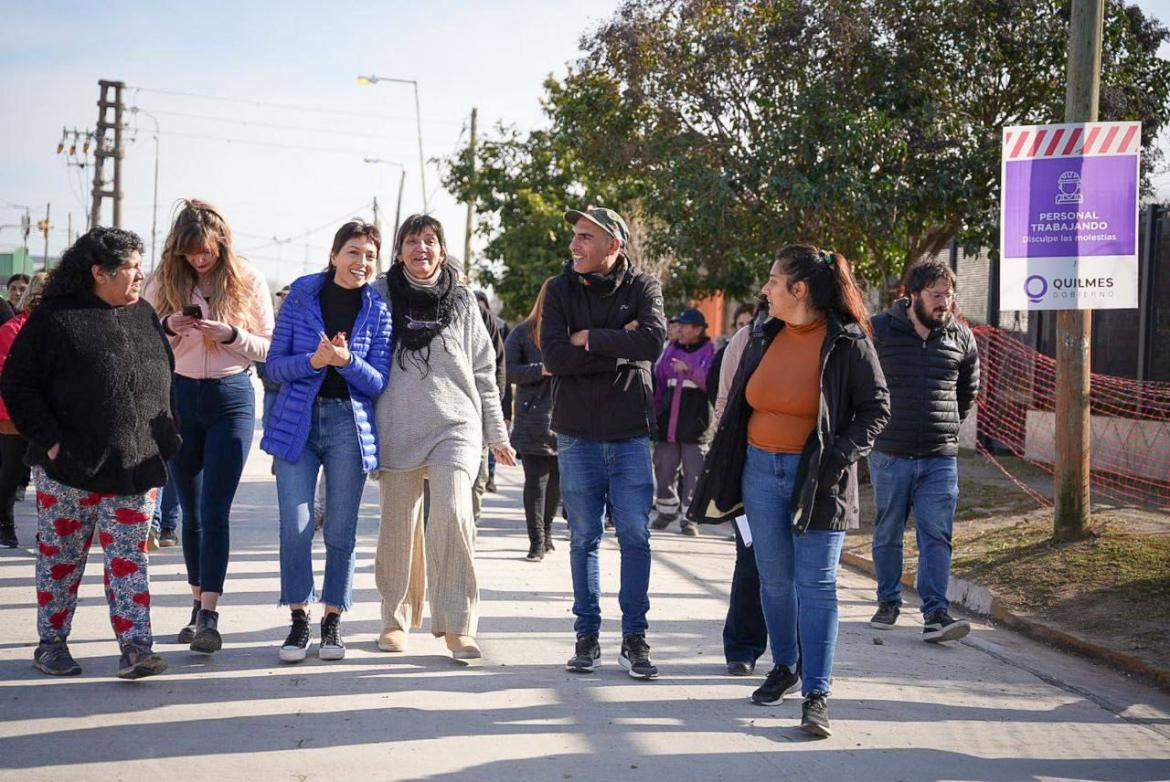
[0,199,977,740]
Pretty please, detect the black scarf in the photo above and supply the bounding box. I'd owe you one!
[569,254,629,297]
[386,262,459,373]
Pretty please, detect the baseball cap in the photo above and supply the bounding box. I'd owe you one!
[675,308,707,327]
[564,206,630,245]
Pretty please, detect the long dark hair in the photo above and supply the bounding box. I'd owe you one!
[774,244,871,335]
[44,227,144,299]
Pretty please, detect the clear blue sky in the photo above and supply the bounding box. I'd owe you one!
[0,0,624,284]
[2,0,1169,288]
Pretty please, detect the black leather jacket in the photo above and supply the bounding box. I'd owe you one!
[688,314,889,533]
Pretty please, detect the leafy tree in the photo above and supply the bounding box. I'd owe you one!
[443,87,652,319]
[444,0,1170,315]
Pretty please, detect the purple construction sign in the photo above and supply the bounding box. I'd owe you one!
[999,121,1140,310]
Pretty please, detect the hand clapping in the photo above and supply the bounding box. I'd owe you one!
[310,332,351,370]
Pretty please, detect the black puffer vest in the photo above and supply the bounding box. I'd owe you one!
[870,300,980,458]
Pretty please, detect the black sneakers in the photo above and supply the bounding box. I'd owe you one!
[117,643,168,679]
[177,600,200,644]
[870,602,900,629]
[279,609,311,662]
[566,633,601,673]
[525,544,544,562]
[751,664,800,705]
[190,609,222,654]
[800,693,831,737]
[158,529,179,547]
[319,613,345,660]
[618,633,658,680]
[650,513,676,530]
[922,611,971,643]
[0,518,17,548]
[726,660,755,676]
[33,640,82,676]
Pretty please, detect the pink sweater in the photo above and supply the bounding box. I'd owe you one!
[145,263,274,379]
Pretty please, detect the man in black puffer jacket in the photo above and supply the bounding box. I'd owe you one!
[541,205,666,680]
[868,259,980,643]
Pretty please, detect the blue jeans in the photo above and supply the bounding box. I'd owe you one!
[741,446,845,697]
[869,452,959,617]
[150,473,180,534]
[276,399,365,611]
[262,384,279,430]
[558,435,654,637]
[172,373,256,595]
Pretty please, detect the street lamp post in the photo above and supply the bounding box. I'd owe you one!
[130,107,161,270]
[356,74,428,213]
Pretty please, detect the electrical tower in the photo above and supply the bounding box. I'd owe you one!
[90,80,125,228]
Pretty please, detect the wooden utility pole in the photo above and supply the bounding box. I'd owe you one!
[372,197,385,274]
[90,80,125,227]
[393,168,405,252]
[1054,0,1103,540]
[463,107,477,279]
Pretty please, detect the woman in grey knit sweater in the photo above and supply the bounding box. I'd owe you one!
[373,214,514,660]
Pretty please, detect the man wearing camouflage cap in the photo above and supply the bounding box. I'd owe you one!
[540,206,667,679]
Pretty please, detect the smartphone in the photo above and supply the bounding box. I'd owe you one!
[181,305,202,318]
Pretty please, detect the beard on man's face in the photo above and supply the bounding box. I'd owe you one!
[912,294,951,330]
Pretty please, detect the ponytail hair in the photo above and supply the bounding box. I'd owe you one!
[774,244,871,335]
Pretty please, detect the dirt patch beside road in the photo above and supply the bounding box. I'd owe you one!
[847,451,1170,675]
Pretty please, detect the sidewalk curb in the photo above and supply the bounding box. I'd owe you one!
[839,550,1170,694]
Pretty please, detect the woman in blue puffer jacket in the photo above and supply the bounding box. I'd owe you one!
[260,220,393,663]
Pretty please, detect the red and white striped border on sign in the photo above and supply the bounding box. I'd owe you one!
[1002,121,1141,160]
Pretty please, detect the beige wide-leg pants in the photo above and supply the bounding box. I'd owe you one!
[375,464,479,636]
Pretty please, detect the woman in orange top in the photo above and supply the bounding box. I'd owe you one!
[690,244,888,738]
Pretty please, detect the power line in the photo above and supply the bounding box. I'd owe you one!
[150,128,382,157]
[137,108,421,143]
[61,157,87,214]
[126,85,460,127]
[236,199,375,255]
[247,252,328,266]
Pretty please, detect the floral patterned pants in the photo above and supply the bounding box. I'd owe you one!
[33,468,157,648]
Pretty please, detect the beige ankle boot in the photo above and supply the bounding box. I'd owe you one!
[378,628,408,652]
[444,633,481,660]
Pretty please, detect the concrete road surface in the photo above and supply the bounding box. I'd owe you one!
[1,429,1168,781]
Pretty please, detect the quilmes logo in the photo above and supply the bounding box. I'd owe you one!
[1056,170,1083,204]
[1024,275,1048,303]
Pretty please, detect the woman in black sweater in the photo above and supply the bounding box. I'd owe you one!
[1,227,180,679]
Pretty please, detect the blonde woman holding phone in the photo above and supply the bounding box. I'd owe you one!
[145,199,274,654]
